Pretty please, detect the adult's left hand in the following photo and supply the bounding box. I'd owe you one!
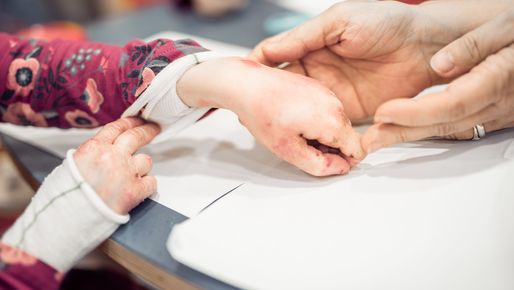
[363,9,514,153]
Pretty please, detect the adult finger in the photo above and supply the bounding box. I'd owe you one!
[114,122,161,154]
[363,105,499,153]
[249,5,345,66]
[447,118,514,140]
[248,32,287,66]
[374,67,496,127]
[431,9,514,78]
[132,154,153,176]
[94,118,146,143]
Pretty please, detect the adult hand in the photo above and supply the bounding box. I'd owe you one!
[363,8,514,152]
[250,1,458,122]
[178,57,364,176]
[74,117,160,214]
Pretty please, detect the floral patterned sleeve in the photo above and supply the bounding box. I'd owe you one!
[0,242,61,290]
[0,32,207,128]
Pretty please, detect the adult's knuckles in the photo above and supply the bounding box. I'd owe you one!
[434,122,457,137]
[458,35,483,64]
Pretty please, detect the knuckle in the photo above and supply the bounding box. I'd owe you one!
[127,128,145,140]
[98,151,114,163]
[435,123,456,136]
[106,121,125,133]
[460,35,483,63]
[396,128,410,144]
[77,138,100,154]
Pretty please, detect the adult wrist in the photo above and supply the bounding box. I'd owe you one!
[416,0,514,36]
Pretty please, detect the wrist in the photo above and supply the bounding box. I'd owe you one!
[410,3,463,84]
[1,151,128,272]
[416,0,514,36]
[177,57,248,112]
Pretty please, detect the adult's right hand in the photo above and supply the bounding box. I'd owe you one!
[250,1,459,122]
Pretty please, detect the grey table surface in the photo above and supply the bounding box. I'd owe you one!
[1,1,291,289]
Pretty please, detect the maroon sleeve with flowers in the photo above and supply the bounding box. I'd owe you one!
[0,242,61,290]
[0,32,207,128]
[0,33,208,289]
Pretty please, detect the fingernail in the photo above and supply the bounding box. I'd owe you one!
[431,51,455,74]
[374,115,392,124]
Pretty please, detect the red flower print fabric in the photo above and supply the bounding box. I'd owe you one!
[7,58,40,98]
[1,33,207,289]
[0,33,207,129]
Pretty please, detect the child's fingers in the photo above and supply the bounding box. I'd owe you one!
[137,176,157,200]
[114,123,161,154]
[95,117,146,143]
[283,137,351,176]
[132,154,153,176]
[301,111,365,161]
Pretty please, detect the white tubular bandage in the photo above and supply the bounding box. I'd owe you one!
[1,150,128,272]
[122,51,225,142]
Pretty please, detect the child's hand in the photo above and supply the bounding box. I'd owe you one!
[74,118,161,214]
[177,58,364,176]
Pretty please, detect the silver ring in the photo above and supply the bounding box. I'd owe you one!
[472,124,486,140]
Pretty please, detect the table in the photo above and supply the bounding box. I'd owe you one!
[0,1,291,289]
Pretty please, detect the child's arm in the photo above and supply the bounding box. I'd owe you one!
[0,118,158,290]
[0,32,206,128]
[0,32,364,175]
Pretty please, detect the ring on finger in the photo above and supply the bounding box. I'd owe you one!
[471,124,486,141]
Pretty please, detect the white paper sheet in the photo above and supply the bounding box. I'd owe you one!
[169,128,514,290]
[0,31,251,218]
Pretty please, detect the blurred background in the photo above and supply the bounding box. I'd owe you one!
[1,0,173,32]
[0,0,348,44]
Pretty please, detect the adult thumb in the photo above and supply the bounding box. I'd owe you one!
[431,10,514,78]
[250,5,344,66]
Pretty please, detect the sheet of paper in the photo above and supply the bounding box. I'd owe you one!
[0,31,252,217]
[169,128,514,290]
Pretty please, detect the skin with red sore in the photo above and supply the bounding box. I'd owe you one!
[74,118,160,214]
[177,57,364,176]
